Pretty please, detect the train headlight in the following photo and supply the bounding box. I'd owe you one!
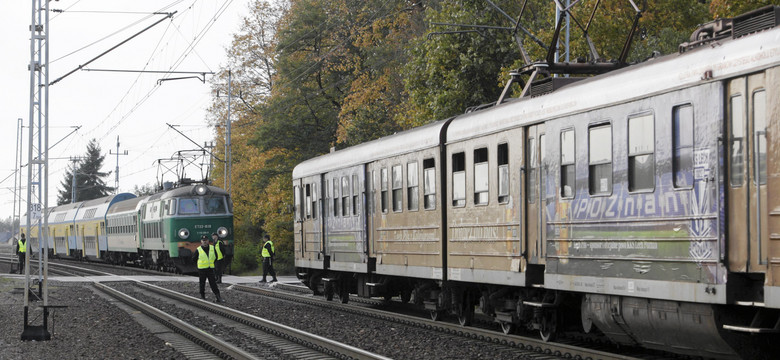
[217,227,229,238]
[178,228,190,240]
[195,185,208,196]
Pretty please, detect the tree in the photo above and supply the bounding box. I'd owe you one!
[57,139,114,204]
[132,183,158,196]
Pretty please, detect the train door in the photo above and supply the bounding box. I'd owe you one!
[526,124,547,265]
[727,73,768,273]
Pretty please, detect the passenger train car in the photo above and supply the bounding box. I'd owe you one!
[20,183,233,273]
[293,7,780,359]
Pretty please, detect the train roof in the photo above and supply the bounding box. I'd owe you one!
[74,193,136,221]
[447,24,780,143]
[106,196,146,216]
[294,22,780,179]
[293,119,450,178]
[157,184,230,199]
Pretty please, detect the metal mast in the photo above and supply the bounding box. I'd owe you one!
[225,70,232,194]
[22,0,51,341]
[13,118,23,242]
[110,135,128,192]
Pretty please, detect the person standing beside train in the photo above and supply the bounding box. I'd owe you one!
[16,233,27,274]
[192,235,224,302]
[212,232,227,284]
[259,234,277,283]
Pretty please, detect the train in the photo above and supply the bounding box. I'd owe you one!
[293,6,780,359]
[20,180,233,273]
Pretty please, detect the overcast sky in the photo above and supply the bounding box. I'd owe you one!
[0,0,250,221]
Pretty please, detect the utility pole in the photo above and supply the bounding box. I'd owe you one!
[23,0,50,341]
[13,118,23,242]
[109,136,128,193]
[216,70,233,194]
[203,141,215,180]
[69,157,84,203]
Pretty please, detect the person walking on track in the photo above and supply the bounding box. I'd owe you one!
[259,234,277,283]
[192,235,224,302]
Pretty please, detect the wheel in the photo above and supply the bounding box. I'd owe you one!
[539,310,558,342]
[339,287,349,304]
[324,282,334,301]
[456,297,474,327]
[430,310,442,321]
[400,289,412,304]
[383,293,393,302]
[500,321,514,334]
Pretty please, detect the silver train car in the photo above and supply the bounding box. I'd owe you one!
[293,7,780,359]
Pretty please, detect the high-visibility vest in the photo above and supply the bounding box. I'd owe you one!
[197,245,215,269]
[18,239,26,253]
[261,240,274,258]
[215,241,224,260]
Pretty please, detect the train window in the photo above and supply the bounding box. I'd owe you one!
[560,130,575,198]
[342,177,350,217]
[452,152,466,207]
[423,159,436,210]
[498,144,509,204]
[392,165,403,212]
[474,148,489,205]
[527,137,536,203]
[730,95,745,187]
[294,185,301,220]
[589,124,613,195]
[305,184,312,219]
[178,198,200,214]
[312,183,318,219]
[369,171,375,214]
[168,199,177,215]
[333,179,340,217]
[673,105,694,188]
[628,114,655,192]
[407,162,419,211]
[352,175,359,216]
[205,197,227,214]
[381,168,388,213]
[754,90,767,185]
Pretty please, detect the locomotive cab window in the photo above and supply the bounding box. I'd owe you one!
[380,168,388,213]
[407,162,419,211]
[589,124,613,195]
[474,148,489,205]
[452,152,466,207]
[178,198,200,215]
[423,159,436,210]
[392,165,403,212]
[628,113,655,192]
[560,130,575,198]
[673,105,694,188]
[205,197,227,214]
[498,144,509,204]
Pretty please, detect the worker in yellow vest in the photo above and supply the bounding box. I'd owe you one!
[213,233,226,284]
[259,234,277,283]
[191,235,223,302]
[16,233,27,274]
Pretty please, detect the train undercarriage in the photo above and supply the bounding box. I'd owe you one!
[298,268,780,359]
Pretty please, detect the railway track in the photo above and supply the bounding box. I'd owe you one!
[235,283,648,360]
[98,281,390,360]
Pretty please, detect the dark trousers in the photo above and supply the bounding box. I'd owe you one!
[198,268,220,297]
[262,257,277,281]
[17,253,24,274]
[215,259,224,282]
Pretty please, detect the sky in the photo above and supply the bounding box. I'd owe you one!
[0,0,251,221]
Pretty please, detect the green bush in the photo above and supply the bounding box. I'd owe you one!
[227,242,259,274]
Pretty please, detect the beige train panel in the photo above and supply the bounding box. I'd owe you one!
[368,147,444,272]
[446,127,525,279]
